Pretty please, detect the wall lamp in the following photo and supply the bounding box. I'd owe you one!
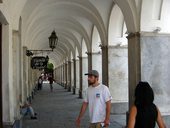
[26,30,58,56]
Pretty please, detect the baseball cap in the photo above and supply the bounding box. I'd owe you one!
[84,70,99,77]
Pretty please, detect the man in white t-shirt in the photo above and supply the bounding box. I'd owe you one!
[76,70,112,128]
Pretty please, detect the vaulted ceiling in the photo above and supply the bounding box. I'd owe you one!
[21,0,114,66]
[1,0,139,67]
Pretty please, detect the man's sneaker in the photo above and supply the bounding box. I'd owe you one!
[34,113,37,116]
[31,116,37,120]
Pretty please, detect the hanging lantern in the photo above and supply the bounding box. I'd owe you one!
[48,30,58,50]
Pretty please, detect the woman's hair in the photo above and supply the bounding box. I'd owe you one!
[135,81,154,107]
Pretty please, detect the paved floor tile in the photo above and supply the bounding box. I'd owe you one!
[22,84,126,128]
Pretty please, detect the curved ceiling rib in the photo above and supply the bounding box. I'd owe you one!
[26,19,84,52]
[24,16,91,52]
[20,0,108,67]
[22,0,107,47]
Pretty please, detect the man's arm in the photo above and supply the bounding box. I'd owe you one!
[104,100,111,126]
[76,102,88,127]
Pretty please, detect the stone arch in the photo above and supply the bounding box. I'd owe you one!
[91,25,102,83]
[107,3,129,114]
[108,4,128,46]
[141,0,170,33]
[113,0,139,32]
[91,26,101,53]
[82,38,87,57]
[75,47,79,60]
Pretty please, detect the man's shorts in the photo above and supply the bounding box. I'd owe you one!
[89,123,108,128]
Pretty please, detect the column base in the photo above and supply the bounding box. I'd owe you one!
[72,87,76,95]
[126,111,129,127]
[68,86,71,92]
[3,119,22,128]
[79,90,82,99]
[64,84,67,89]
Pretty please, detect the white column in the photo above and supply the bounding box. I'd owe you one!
[67,61,72,91]
[62,63,65,86]
[71,61,74,92]
[76,59,80,94]
[12,30,21,120]
[60,65,62,85]
[82,57,88,98]
[92,52,102,83]
[60,65,62,84]
[28,57,32,99]
[108,45,128,114]
[22,47,29,102]
[65,62,68,89]
[2,24,15,124]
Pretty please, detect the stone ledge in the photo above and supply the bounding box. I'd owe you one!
[111,102,128,114]
[141,31,170,37]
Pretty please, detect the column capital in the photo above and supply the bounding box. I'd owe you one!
[85,52,92,55]
[126,32,140,39]
[77,56,82,59]
[86,51,101,55]
[99,44,108,50]
[67,60,72,63]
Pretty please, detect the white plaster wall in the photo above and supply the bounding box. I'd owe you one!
[28,58,32,96]
[2,24,15,123]
[92,26,101,53]
[141,34,170,115]
[76,59,80,94]
[141,0,170,33]
[92,53,102,83]
[71,62,74,90]
[82,57,88,98]
[67,62,69,87]
[12,31,20,119]
[61,65,64,84]
[22,47,28,102]
[108,46,128,103]
[63,63,65,85]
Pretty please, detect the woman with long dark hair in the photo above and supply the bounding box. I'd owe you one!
[128,81,166,128]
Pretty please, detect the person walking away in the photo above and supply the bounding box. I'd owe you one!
[128,81,166,128]
[48,74,55,92]
[38,76,43,90]
[76,70,112,128]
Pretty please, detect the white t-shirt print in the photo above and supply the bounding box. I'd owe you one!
[84,84,112,123]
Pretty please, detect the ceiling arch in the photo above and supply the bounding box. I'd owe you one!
[21,0,107,48]
[24,18,88,53]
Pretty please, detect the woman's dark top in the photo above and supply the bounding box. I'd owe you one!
[135,103,158,128]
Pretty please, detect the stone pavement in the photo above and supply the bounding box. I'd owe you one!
[22,83,126,128]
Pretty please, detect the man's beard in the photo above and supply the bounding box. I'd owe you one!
[88,80,96,85]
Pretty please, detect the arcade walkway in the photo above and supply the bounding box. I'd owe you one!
[22,83,126,128]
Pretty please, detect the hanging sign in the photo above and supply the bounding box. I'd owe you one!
[31,56,47,69]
